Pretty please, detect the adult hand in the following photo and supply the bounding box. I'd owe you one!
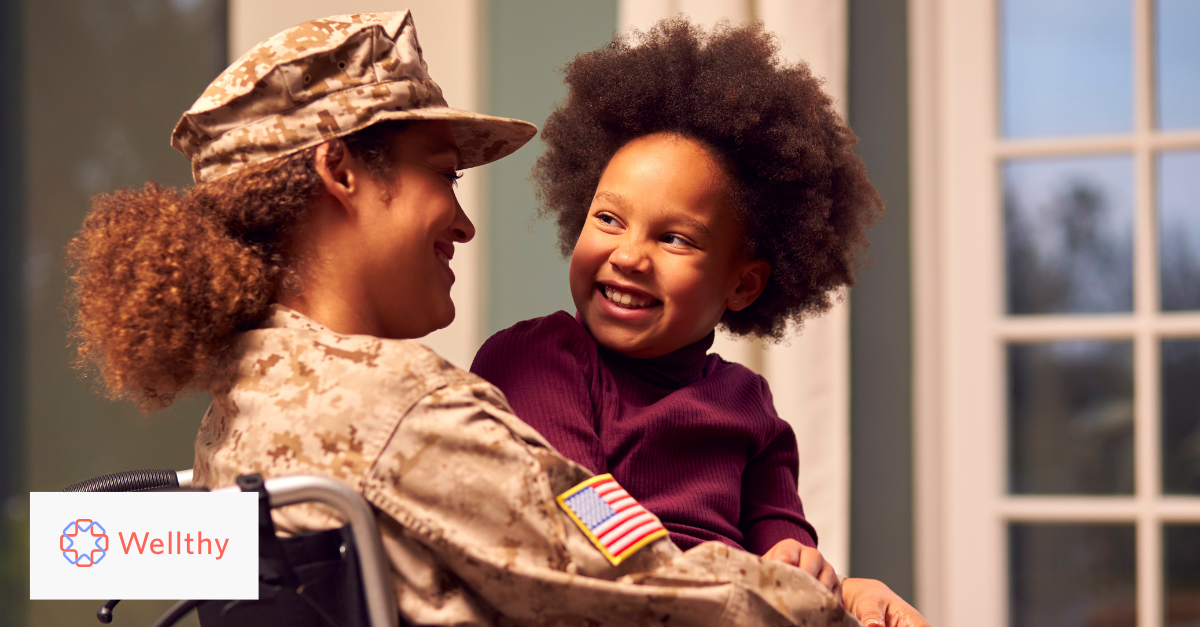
[841,577,931,627]
[762,539,841,602]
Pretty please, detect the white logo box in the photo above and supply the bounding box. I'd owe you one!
[30,492,258,600]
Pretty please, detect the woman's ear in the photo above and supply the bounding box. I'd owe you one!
[727,260,771,312]
[314,140,360,215]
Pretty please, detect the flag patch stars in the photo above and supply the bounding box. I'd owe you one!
[556,474,668,565]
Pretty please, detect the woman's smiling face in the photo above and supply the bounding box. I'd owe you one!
[569,133,769,358]
[359,121,472,339]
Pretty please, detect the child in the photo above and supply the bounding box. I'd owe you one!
[471,18,882,593]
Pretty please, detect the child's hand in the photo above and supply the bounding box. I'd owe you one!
[841,577,931,627]
[762,539,841,601]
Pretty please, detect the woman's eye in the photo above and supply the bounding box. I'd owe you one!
[444,171,463,187]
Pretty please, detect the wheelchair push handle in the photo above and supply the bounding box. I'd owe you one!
[63,468,192,493]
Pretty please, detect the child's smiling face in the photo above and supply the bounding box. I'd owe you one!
[570,133,770,358]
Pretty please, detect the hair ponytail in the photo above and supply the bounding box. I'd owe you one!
[68,148,322,411]
[69,120,413,411]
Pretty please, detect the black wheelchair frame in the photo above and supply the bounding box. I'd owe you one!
[65,470,399,627]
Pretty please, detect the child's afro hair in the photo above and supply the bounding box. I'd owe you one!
[533,17,884,339]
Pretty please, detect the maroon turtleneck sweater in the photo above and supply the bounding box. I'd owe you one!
[470,311,817,554]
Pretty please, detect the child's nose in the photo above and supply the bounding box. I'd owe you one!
[609,239,651,274]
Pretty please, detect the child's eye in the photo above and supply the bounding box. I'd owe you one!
[661,234,693,248]
[595,212,621,227]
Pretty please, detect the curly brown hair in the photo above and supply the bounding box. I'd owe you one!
[533,18,883,339]
[68,120,410,411]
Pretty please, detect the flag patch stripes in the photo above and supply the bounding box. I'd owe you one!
[556,473,668,565]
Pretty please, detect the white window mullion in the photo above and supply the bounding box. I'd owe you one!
[1136,331,1162,627]
[909,0,945,620]
[1160,498,1200,520]
[1133,0,1161,622]
[1140,512,1163,627]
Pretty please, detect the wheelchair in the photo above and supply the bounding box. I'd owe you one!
[63,469,400,627]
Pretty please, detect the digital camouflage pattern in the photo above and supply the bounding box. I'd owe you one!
[194,307,860,626]
[172,11,536,183]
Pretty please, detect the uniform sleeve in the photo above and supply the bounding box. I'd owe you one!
[470,312,609,475]
[364,379,856,627]
[740,381,819,555]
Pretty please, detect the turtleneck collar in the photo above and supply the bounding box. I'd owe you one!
[576,312,715,389]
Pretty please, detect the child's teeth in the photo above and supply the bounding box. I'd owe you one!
[602,285,655,308]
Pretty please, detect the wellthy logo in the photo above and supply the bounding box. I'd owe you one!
[31,492,257,600]
[115,529,231,560]
[59,519,232,566]
[60,519,108,567]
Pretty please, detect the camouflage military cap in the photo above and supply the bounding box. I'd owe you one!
[172,11,536,183]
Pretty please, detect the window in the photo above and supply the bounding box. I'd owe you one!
[913,0,1200,625]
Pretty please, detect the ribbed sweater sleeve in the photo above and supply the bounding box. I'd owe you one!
[469,312,609,475]
[740,379,818,554]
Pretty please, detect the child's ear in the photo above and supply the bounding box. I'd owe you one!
[314,140,363,216]
[727,260,771,312]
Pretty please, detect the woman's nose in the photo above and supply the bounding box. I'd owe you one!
[450,201,475,243]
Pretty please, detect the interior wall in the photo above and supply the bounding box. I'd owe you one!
[483,0,618,336]
[848,0,915,603]
[25,2,227,624]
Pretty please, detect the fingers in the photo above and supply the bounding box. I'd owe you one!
[853,596,887,627]
[762,538,802,566]
[818,563,842,605]
[796,545,826,580]
[890,601,932,627]
[841,578,932,627]
[761,542,842,599]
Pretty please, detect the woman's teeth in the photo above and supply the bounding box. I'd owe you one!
[435,250,449,267]
[602,285,656,309]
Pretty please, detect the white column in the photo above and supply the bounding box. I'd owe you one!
[908,0,943,620]
[619,0,676,33]
[758,0,851,578]
[678,0,750,28]
[229,0,486,369]
[617,0,851,576]
[620,0,751,33]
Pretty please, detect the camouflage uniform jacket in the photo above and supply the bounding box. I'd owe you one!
[194,306,857,627]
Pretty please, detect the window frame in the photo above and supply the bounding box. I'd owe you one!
[911,0,1200,625]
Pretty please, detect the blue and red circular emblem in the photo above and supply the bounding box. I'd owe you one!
[60,519,108,567]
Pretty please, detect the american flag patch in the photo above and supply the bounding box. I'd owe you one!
[556,473,668,565]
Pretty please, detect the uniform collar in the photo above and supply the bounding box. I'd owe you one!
[262,305,335,335]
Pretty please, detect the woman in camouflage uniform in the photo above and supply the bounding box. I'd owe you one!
[67,11,919,627]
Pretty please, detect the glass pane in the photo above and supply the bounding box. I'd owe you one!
[1002,0,1132,138]
[1160,150,1200,311]
[1005,155,1134,315]
[1163,340,1200,494]
[1009,341,1134,494]
[1157,0,1200,130]
[1010,523,1136,627]
[1166,525,1200,627]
